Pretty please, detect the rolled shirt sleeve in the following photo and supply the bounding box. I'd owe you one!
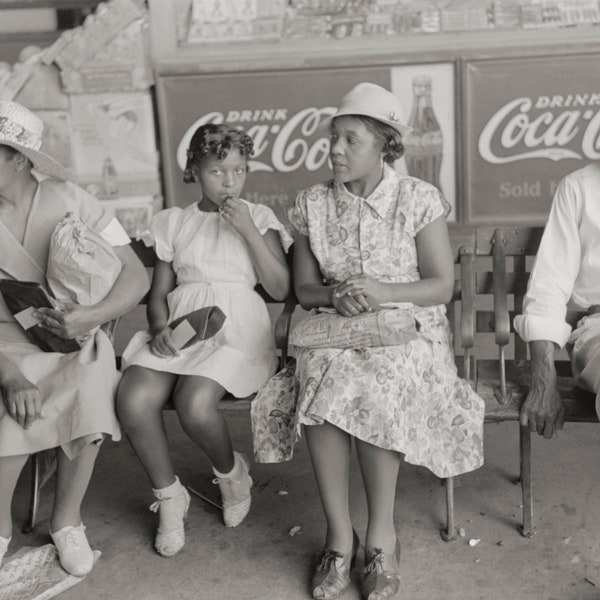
[513,177,582,348]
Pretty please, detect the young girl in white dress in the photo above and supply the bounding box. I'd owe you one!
[116,124,292,557]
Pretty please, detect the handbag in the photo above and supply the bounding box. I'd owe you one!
[46,212,122,306]
[0,279,80,353]
[168,306,227,350]
[290,308,418,349]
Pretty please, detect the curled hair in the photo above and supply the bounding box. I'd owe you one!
[183,123,254,183]
[344,115,405,164]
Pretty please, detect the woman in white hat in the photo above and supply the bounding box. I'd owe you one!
[252,82,485,599]
[0,100,148,576]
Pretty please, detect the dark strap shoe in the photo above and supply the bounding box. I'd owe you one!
[312,530,359,599]
[362,538,401,600]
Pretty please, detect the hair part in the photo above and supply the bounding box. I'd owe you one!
[348,115,405,164]
[183,123,254,184]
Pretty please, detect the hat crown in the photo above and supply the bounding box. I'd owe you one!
[338,82,407,129]
[0,100,43,151]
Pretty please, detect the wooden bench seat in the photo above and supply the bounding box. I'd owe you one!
[442,226,598,540]
[22,238,296,533]
[24,226,599,541]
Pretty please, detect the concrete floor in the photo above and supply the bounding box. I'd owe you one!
[7,411,600,600]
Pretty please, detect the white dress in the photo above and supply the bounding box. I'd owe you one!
[0,173,125,458]
[122,200,293,398]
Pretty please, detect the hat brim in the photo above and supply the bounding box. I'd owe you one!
[2,140,75,182]
[320,111,413,138]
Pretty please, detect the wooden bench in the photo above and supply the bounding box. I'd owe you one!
[442,225,598,540]
[25,226,599,540]
[22,238,296,533]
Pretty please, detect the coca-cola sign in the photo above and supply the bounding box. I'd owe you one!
[157,68,390,220]
[465,55,600,223]
[175,106,335,175]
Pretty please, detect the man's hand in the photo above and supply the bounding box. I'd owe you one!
[519,340,566,438]
[520,378,565,438]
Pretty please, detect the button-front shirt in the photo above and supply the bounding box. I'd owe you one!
[514,162,600,348]
[288,164,448,288]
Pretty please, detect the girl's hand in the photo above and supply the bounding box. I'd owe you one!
[220,197,257,239]
[36,303,96,340]
[1,374,42,429]
[334,274,386,309]
[149,327,179,358]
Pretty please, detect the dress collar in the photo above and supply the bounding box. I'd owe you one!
[333,164,398,218]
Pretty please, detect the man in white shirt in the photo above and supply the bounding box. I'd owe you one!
[514,162,600,438]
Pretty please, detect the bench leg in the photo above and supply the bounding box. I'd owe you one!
[440,476,457,541]
[519,424,535,538]
[22,453,40,534]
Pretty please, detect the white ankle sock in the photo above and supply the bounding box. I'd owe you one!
[213,453,244,480]
[152,476,182,497]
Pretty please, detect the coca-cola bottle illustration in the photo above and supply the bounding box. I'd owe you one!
[102,156,118,197]
[404,75,443,190]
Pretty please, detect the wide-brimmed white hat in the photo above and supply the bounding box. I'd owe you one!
[0,100,74,181]
[322,82,412,138]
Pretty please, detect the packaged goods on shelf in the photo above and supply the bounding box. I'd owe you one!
[555,0,600,24]
[420,8,442,32]
[290,0,349,15]
[492,1,521,28]
[41,0,144,71]
[186,0,286,43]
[59,19,154,94]
[365,12,395,35]
[282,10,332,38]
[329,12,366,38]
[441,6,491,31]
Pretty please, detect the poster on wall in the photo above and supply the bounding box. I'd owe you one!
[157,63,456,225]
[69,92,160,198]
[391,63,456,218]
[464,55,600,223]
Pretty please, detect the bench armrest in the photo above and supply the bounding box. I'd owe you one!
[492,229,511,403]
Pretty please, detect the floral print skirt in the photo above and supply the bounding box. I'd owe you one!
[251,307,485,479]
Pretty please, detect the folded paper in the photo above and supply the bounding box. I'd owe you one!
[290,308,418,349]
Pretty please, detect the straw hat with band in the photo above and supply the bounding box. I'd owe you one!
[0,100,74,181]
[322,82,413,138]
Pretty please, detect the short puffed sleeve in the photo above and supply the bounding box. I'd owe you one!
[411,181,450,234]
[249,202,293,252]
[288,189,310,236]
[148,207,182,263]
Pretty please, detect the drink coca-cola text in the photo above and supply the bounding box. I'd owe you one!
[177,107,335,174]
[479,95,600,164]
